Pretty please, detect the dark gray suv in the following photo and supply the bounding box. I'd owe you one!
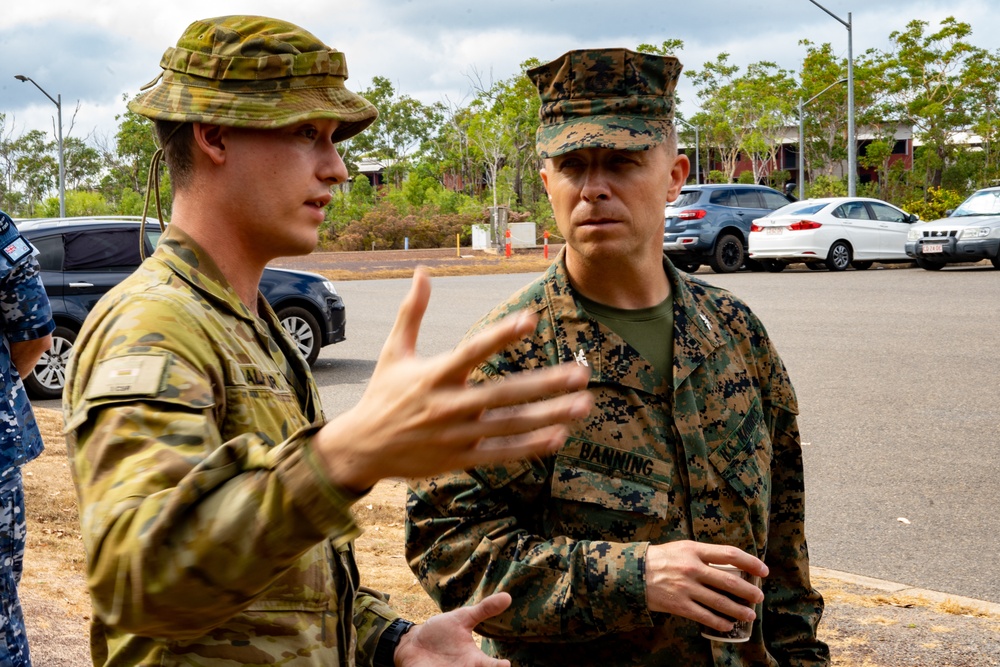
[663,184,795,273]
[16,217,346,399]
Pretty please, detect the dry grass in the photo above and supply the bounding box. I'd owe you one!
[20,408,1000,666]
[313,253,556,282]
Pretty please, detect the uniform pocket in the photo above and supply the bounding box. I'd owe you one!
[547,439,673,542]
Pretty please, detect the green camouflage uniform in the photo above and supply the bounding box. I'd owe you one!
[64,225,397,666]
[406,251,828,666]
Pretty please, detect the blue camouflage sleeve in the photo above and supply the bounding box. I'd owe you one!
[1,256,55,342]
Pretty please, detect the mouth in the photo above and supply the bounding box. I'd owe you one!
[578,218,619,227]
[306,194,332,209]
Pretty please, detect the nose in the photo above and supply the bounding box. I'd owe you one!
[580,165,611,202]
[322,142,349,185]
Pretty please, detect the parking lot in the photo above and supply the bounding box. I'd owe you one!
[303,262,1000,604]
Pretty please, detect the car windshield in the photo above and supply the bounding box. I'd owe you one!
[665,191,701,209]
[952,190,1000,217]
[765,202,827,217]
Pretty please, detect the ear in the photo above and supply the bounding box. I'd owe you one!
[666,152,690,202]
[540,165,550,197]
[191,122,227,166]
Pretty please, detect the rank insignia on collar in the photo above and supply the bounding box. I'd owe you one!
[574,348,589,367]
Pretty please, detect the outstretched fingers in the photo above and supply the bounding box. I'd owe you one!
[379,268,432,363]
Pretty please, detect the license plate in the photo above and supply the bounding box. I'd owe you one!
[766,227,783,235]
[922,243,943,253]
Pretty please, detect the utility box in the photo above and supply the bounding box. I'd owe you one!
[508,222,537,247]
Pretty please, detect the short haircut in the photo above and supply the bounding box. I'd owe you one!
[153,120,194,191]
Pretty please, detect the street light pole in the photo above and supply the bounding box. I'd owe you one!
[798,78,848,200]
[675,117,700,184]
[808,0,857,196]
[14,75,65,217]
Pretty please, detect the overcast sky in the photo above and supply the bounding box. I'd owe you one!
[2,0,997,145]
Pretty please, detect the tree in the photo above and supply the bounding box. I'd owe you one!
[688,53,745,180]
[342,76,444,187]
[689,55,794,183]
[884,17,987,188]
[11,130,57,216]
[98,96,168,216]
[63,136,103,190]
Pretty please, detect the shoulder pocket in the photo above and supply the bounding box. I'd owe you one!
[707,401,772,504]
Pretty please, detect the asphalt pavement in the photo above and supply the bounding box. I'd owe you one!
[303,263,1000,605]
[35,261,1000,605]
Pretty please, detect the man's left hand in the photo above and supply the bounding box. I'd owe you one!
[392,593,513,667]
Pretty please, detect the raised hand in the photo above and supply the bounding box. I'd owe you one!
[314,269,593,493]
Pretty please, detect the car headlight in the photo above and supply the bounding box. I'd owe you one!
[322,280,338,295]
[959,227,991,239]
[907,228,922,241]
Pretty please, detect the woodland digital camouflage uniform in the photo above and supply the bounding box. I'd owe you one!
[1,209,54,666]
[529,48,682,158]
[64,225,398,666]
[406,251,829,666]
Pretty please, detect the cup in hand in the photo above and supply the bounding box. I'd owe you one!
[698,563,761,643]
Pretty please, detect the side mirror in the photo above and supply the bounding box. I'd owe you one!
[908,213,919,223]
[945,209,954,217]
[783,182,796,196]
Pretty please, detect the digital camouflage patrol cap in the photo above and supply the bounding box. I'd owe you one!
[528,48,682,158]
[129,15,377,142]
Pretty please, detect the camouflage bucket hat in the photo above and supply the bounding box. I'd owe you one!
[129,15,377,142]
[527,48,683,158]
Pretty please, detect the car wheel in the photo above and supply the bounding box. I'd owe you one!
[992,253,1000,270]
[825,241,852,271]
[744,258,766,272]
[673,261,701,273]
[851,261,874,271]
[761,260,786,273]
[24,325,77,400]
[278,306,321,366]
[709,234,745,274]
[914,256,945,271]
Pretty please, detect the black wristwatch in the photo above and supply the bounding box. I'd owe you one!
[373,617,415,667]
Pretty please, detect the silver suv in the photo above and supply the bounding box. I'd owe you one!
[905,187,1000,270]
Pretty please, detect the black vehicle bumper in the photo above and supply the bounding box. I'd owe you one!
[906,238,1000,262]
[324,297,346,345]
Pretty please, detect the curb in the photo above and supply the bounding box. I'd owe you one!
[812,566,1000,617]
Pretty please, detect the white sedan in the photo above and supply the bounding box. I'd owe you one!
[748,197,920,271]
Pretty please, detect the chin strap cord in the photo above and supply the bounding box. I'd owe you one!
[139,122,185,260]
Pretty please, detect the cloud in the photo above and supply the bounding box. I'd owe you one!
[3,0,998,143]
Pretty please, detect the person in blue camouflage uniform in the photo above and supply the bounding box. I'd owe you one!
[1,208,54,667]
[63,16,592,667]
[406,49,830,666]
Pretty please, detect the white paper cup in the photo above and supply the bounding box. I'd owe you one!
[699,563,760,643]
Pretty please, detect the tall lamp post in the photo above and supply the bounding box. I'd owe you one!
[798,78,848,200]
[675,117,700,184]
[14,75,65,217]
[808,0,856,196]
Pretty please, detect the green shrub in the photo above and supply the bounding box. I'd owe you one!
[806,175,847,198]
[902,187,966,221]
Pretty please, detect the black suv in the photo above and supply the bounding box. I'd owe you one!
[16,217,346,399]
[662,184,795,273]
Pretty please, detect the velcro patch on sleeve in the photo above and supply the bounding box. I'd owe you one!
[85,353,171,399]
